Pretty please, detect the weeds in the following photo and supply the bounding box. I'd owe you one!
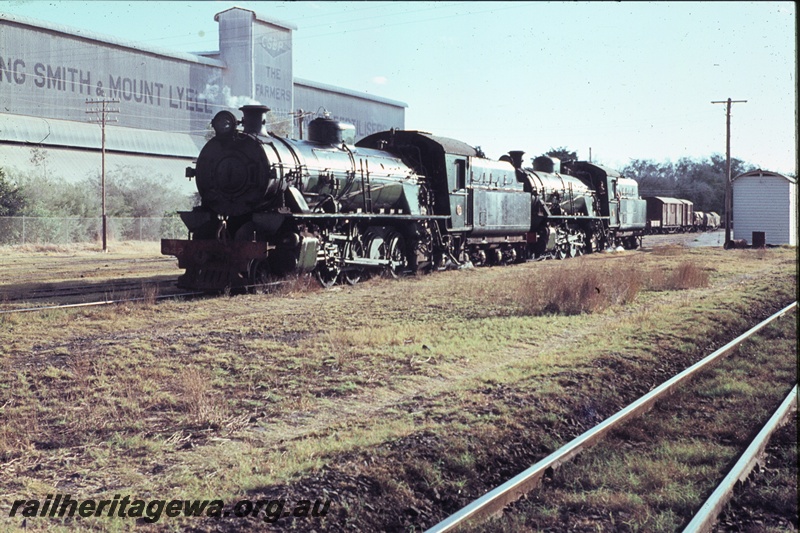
[480,254,715,316]
[526,264,643,315]
[178,368,228,426]
[510,259,646,316]
[658,261,710,290]
[140,282,160,306]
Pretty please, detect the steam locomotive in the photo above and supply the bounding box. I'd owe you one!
[161,105,647,291]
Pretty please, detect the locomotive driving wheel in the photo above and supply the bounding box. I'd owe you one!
[386,232,409,278]
[315,263,340,288]
[365,229,409,278]
[342,237,366,285]
[248,259,272,294]
[314,241,342,288]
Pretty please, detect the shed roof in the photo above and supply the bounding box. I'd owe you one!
[0,113,202,157]
[732,169,796,184]
[0,12,225,68]
[295,78,408,109]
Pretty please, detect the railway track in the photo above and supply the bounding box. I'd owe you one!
[0,276,178,303]
[426,301,797,533]
[685,384,796,532]
[0,290,208,315]
[0,279,294,315]
[0,256,176,283]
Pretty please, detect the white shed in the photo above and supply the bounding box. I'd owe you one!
[732,170,797,246]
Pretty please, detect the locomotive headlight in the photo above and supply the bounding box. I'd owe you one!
[211,111,237,138]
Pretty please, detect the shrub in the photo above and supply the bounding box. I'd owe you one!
[662,261,710,290]
[520,260,643,316]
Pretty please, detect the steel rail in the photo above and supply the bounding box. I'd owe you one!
[0,279,176,302]
[682,383,798,533]
[0,291,206,314]
[0,279,291,314]
[425,301,797,533]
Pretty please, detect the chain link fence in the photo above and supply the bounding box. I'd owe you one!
[0,216,187,245]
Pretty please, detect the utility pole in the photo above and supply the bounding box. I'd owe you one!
[711,98,746,248]
[86,99,120,252]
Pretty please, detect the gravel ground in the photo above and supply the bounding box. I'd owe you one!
[642,229,726,249]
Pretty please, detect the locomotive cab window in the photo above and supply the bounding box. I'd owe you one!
[455,160,466,190]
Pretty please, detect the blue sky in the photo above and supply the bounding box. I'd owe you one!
[1,1,796,175]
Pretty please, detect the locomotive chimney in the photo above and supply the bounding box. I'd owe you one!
[240,105,270,135]
[508,150,525,169]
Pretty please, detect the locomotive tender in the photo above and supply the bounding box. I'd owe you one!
[161,106,647,291]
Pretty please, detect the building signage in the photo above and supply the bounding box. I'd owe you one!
[0,58,213,114]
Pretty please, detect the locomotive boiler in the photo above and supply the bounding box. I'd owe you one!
[162,106,647,291]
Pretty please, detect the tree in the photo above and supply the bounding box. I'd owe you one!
[623,155,757,214]
[5,164,193,218]
[622,159,678,197]
[0,168,26,216]
[545,147,578,163]
[82,165,195,218]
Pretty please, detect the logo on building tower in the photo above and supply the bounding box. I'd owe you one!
[260,35,290,58]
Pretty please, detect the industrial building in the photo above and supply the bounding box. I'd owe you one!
[732,169,797,246]
[0,7,407,195]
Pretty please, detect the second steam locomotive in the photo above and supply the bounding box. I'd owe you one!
[162,105,647,291]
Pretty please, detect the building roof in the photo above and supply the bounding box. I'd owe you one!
[732,169,796,184]
[647,196,687,204]
[0,113,201,158]
[0,11,225,68]
[214,7,297,30]
[294,78,408,109]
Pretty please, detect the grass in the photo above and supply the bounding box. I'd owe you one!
[0,243,796,531]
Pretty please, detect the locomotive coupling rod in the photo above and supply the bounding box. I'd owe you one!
[546,215,610,220]
[425,301,797,533]
[344,258,398,267]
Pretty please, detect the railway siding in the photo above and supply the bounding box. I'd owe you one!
[471,310,797,532]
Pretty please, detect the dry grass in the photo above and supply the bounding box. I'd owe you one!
[498,253,709,316]
[519,261,643,315]
[139,282,161,306]
[177,368,229,426]
[0,243,795,531]
[650,244,688,256]
[660,261,710,290]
